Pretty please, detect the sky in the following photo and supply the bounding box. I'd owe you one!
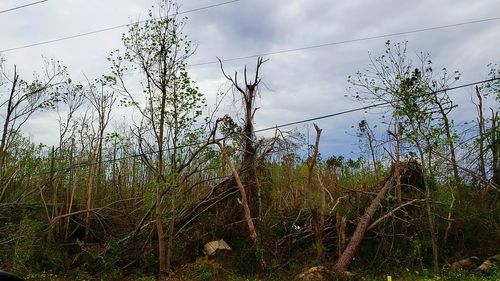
[1,0,499,158]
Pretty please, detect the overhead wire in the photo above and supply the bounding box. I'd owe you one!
[0,0,48,14]
[256,77,500,132]
[0,0,242,53]
[61,14,500,83]
[2,4,498,89]
[1,10,499,63]
[191,16,500,66]
[23,76,500,177]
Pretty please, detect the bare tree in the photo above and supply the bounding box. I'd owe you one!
[0,58,68,197]
[306,124,324,261]
[218,56,268,274]
[82,77,116,239]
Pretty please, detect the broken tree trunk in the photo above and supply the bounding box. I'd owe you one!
[216,141,265,274]
[332,166,399,272]
[306,124,324,261]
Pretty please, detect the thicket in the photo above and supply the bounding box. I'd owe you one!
[0,1,498,280]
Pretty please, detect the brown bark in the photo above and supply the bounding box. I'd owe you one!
[415,137,440,275]
[84,149,97,240]
[430,90,461,189]
[218,57,267,201]
[337,213,346,257]
[491,110,500,187]
[156,189,167,279]
[333,167,398,272]
[0,68,19,181]
[219,143,258,241]
[475,86,487,181]
[216,141,265,273]
[306,124,324,261]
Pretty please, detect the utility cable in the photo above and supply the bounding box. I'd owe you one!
[256,77,500,132]
[0,0,48,14]
[67,15,500,83]
[191,16,500,66]
[0,0,242,52]
[1,10,498,56]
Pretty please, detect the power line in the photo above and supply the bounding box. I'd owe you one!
[255,77,500,132]
[190,16,500,66]
[25,76,500,177]
[0,0,242,53]
[0,7,498,56]
[0,0,48,14]
[64,14,500,82]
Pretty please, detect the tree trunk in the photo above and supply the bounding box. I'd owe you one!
[306,124,324,261]
[475,86,487,181]
[491,110,500,187]
[423,176,440,274]
[416,140,440,275]
[156,190,167,279]
[84,150,97,240]
[217,141,265,274]
[333,169,398,272]
[166,191,176,273]
[432,91,461,189]
[0,69,19,181]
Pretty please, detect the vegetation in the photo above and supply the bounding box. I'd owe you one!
[0,1,498,280]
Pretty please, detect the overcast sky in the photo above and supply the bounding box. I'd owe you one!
[1,0,499,158]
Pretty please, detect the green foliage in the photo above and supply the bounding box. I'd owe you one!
[182,257,222,281]
[484,62,500,101]
[25,271,60,281]
[133,276,157,281]
[13,217,43,275]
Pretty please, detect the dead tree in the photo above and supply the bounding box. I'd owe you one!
[0,60,67,197]
[306,124,325,261]
[218,57,268,274]
[474,86,487,181]
[218,57,268,201]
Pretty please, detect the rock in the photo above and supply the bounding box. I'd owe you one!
[450,256,480,271]
[477,259,495,272]
[476,254,499,272]
[202,239,232,256]
[296,266,331,281]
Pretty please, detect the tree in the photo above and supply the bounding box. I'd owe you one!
[109,0,209,277]
[218,57,268,275]
[347,41,465,274]
[305,124,324,261]
[333,162,401,273]
[475,63,500,188]
[83,78,116,239]
[0,58,68,197]
[356,119,379,177]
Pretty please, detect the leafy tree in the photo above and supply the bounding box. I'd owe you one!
[356,119,379,176]
[347,41,463,274]
[476,63,500,188]
[109,0,209,277]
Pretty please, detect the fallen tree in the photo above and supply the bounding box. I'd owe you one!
[333,162,403,273]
